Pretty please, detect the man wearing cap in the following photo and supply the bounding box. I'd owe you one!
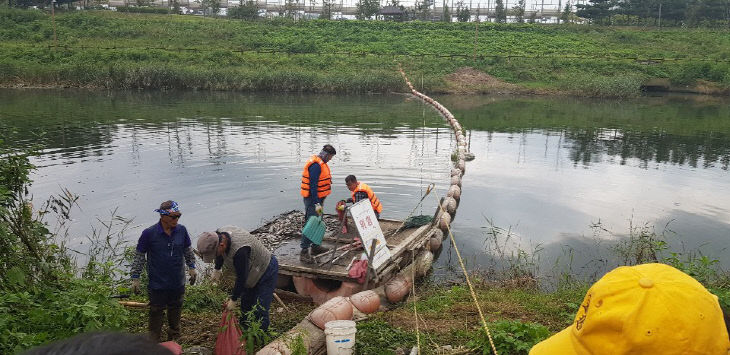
[197,226,278,332]
[529,263,730,355]
[130,200,197,342]
[299,144,337,263]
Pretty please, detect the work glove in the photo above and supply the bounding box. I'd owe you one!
[315,203,323,215]
[188,269,197,285]
[211,269,222,285]
[131,279,141,295]
[336,200,346,211]
[225,298,236,311]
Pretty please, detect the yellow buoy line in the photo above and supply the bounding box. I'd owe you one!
[398,63,499,355]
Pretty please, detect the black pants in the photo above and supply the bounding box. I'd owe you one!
[148,288,185,342]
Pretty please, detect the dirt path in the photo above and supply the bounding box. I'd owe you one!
[442,67,540,95]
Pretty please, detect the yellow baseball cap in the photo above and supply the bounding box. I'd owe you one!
[530,263,730,355]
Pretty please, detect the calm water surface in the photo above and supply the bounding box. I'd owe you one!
[2,89,729,282]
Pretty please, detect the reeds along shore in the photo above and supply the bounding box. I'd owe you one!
[2,9,730,97]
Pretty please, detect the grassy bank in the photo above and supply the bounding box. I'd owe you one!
[1,9,730,96]
[2,141,730,354]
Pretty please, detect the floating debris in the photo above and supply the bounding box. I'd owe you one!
[250,210,345,251]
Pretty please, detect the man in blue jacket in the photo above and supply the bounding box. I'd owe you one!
[130,200,197,342]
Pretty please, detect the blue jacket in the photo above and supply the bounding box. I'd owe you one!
[135,222,193,290]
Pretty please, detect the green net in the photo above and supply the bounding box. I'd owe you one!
[402,215,433,229]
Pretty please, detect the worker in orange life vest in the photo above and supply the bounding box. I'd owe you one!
[344,175,383,219]
[299,144,336,262]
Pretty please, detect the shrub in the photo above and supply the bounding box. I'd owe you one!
[228,1,259,20]
[0,142,128,354]
[0,278,129,354]
[355,319,416,354]
[560,73,644,98]
[115,6,170,14]
[468,320,550,355]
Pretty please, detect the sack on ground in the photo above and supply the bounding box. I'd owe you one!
[215,308,246,355]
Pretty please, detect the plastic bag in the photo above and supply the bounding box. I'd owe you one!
[348,259,368,284]
[215,308,246,355]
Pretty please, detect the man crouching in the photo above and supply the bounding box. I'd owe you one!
[196,226,278,331]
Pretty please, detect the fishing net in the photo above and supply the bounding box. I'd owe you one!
[402,215,433,229]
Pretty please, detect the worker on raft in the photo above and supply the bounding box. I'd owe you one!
[300,144,337,262]
[196,226,278,332]
[342,174,383,219]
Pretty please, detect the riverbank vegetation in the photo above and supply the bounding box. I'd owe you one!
[1,9,729,97]
[353,220,730,354]
[3,140,730,354]
[0,141,315,353]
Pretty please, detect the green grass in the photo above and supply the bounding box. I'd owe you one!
[355,281,587,354]
[1,9,730,96]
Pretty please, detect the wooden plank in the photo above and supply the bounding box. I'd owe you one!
[383,224,432,262]
[279,264,351,279]
[275,219,434,283]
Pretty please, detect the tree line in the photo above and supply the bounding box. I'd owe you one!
[576,0,730,27]
[4,0,730,27]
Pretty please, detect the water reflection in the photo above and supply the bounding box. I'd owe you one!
[438,95,730,170]
[1,89,453,251]
[1,89,729,281]
[434,94,730,281]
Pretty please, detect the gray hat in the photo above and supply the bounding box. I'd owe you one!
[196,232,219,263]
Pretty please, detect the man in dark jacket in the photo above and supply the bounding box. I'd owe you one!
[196,226,278,331]
[130,200,197,342]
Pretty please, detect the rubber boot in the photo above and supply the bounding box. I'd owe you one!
[148,305,165,342]
[167,303,182,341]
[300,248,314,264]
[310,244,330,255]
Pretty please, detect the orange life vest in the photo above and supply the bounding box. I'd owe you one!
[352,182,382,214]
[300,155,332,198]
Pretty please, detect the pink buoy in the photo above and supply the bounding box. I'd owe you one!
[429,236,442,251]
[447,185,461,200]
[450,168,462,177]
[349,290,380,314]
[308,296,353,330]
[457,159,466,172]
[450,175,461,187]
[438,211,451,231]
[384,276,411,303]
[414,250,434,277]
[433,228,445,241]
[442,197,457,214]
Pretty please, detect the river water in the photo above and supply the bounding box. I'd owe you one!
[2,89,729,282]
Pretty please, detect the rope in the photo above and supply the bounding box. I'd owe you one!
[433,191,499,355]
[411,251,421,355]
[397,63,499,355]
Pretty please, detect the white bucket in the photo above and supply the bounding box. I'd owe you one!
[324,320,357,355]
